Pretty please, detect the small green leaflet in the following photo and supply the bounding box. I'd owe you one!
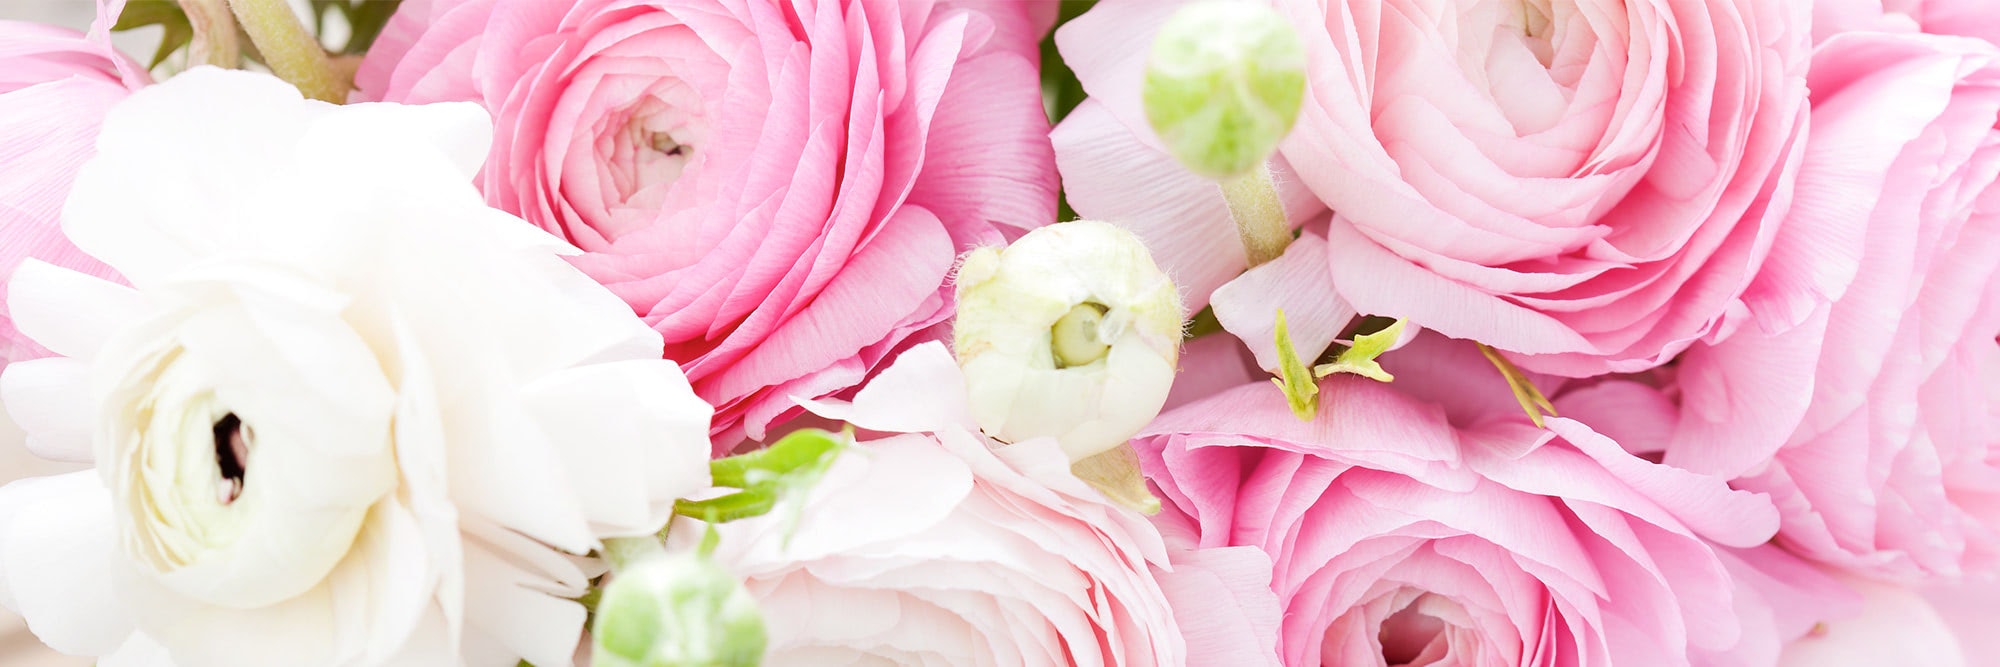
[674,427,849,535]
[1271,309,1319,422]
[1314,318,1406,382]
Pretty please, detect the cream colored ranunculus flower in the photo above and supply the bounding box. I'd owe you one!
[0,68,713,667]
[951,221,1184,462]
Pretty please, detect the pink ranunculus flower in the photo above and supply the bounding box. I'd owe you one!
[685,342,1283,665]
[1132,332,1812,666]
[0,6,148,368]
[1660,31,2000,582]
[1053,0,1813,376]
[356,0,1058,450]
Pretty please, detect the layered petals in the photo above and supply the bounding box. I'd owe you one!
[357,0,1060,449]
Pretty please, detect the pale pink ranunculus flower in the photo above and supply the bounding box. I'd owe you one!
[1052,0,1814,377]
[0,5,148,368]
[1131,331,1830,666]
[1779,576,1967,667]
[687,342,1283,665]
[355,0,1059,450]
[1814,0,2000,45]
[1660,31,2000,582]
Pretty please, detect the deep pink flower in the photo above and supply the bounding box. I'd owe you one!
[1662,31,2000,581]
[1053,0,1813,377]
[356,0,1058,449]
[1132,333,1824,666]
[0,9,148,367]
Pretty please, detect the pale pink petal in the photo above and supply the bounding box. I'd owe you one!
[1780,577,1966,667]
[1051,100,1324,310]
[798,341,974,435]
[1163,333,1262,412]
[1212,229,1355,372]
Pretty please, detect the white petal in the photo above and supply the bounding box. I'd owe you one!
[0,357,94,462]
[97,632,175,667]
[6,259,144,361]
[0,472,136,655]
[524,359,713,538]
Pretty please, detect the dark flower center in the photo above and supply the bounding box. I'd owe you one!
[212,413,248,504]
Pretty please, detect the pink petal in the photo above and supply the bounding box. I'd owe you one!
[1212,228,1355,373]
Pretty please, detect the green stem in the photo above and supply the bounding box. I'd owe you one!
[226,0,343,102]
[1219,163,1291,267]
[177,0,239,68]
[600,536,667,573]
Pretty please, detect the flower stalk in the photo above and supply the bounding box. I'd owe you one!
[226,0,343,102]
[177,0,240,68]
[1220,164,1291,267]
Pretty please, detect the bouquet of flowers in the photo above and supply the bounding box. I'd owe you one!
[1,0,1996,665]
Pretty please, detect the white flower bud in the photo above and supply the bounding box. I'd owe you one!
[1142,0,1308,180]
[592,551,767,667]
[952,221,1184,461]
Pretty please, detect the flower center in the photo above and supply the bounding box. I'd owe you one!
[1050,302,1112,368]
[211,413,250,505]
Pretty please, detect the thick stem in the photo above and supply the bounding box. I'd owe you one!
[225,0,344,102]
[600,536,667,573]
[177,0,239,68]
[1219,163,1291,268]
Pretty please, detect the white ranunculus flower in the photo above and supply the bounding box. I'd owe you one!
[0,68,713,667]
[951,221,1184,461]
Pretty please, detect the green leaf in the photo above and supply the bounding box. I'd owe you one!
[676,428,848,528]
[113,0,195,68]
[1271,309,1318,422]
[1476,343,1558,428]
[1314,318,1406,382]
[340,0,404,55]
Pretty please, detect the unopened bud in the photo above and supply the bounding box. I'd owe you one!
[1142,0,1308,180]
[592,552,766,667]
[953,221,1184,461]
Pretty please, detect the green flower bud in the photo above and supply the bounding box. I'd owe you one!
[592,552,766,667]
[1142,0,1308,180]
[953,221,1185,462]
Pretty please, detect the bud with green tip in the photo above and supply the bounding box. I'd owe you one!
[953,221,1185,462]
[1142,0,1308,180]
[591,551,767,667]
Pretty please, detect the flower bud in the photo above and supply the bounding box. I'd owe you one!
[592,551,767,667]
[1142,0,1308,180]
[952,221,1185,461]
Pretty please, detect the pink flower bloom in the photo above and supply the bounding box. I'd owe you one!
[1132,332,1810,666]
[355,0,1058,449]
[0,8,148,367]
[1052,0,1813,376]
[1780,576,1967,667]
[689,343,1281,665]
[1815,0,2000,45]
[1661,31,2000,581]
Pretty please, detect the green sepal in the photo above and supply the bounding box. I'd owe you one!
[1271,309,1319,422]
[675,428,849,535]
[1314,318,1406,382]
[1477,343,1558,428]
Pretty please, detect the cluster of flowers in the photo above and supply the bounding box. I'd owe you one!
[0,0,1996,665]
